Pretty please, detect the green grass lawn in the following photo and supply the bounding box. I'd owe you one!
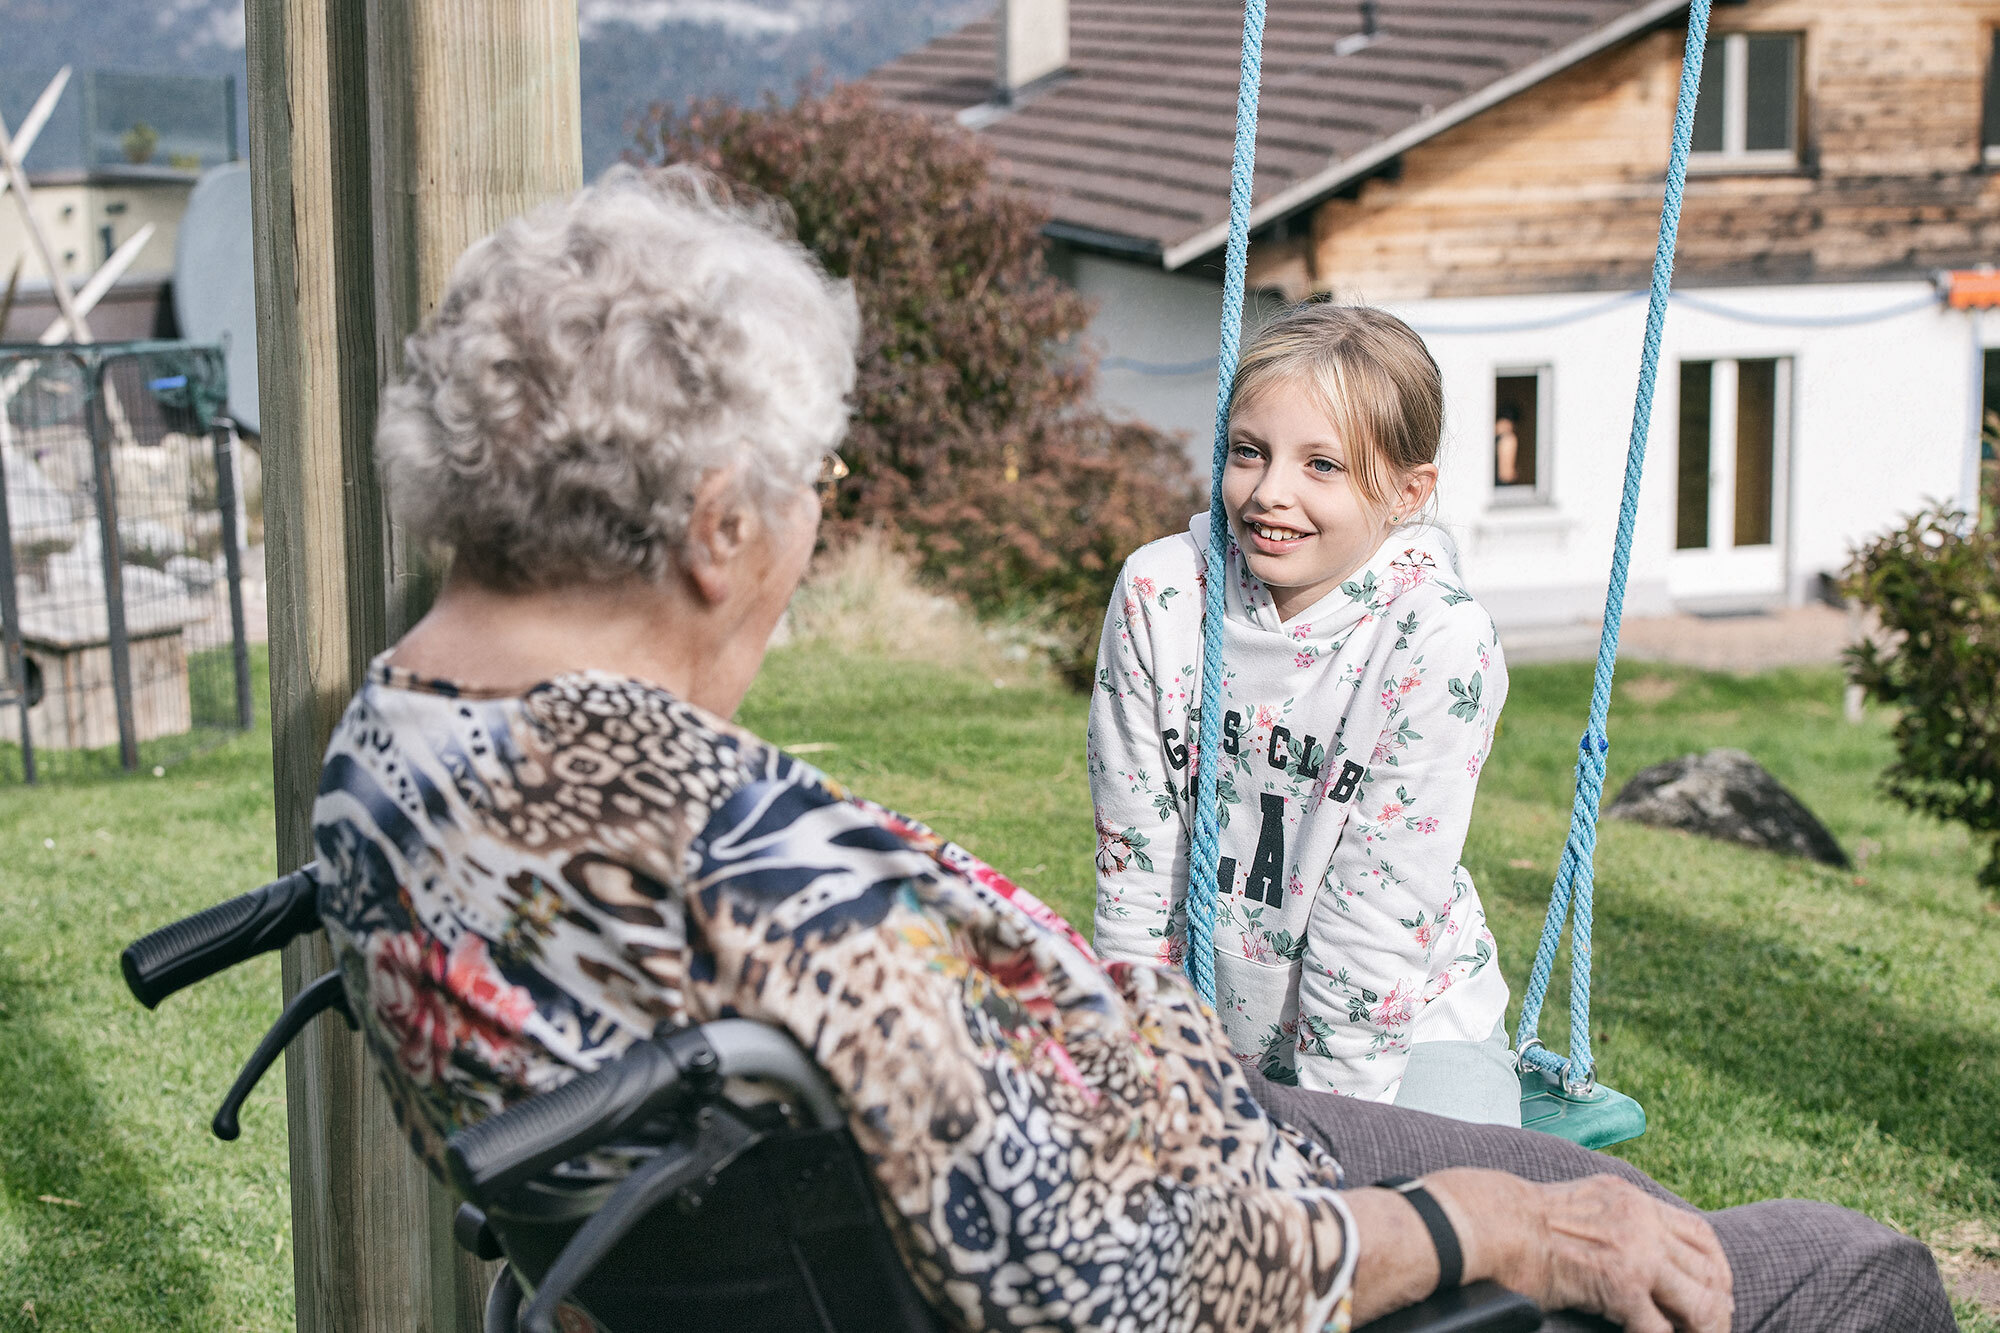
[0,651,286,1331]
[1,645,1994,1329]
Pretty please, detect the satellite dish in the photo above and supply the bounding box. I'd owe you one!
[173,162,259,435]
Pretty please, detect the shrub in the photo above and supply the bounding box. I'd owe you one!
[1843,496,2000,895]
[639,84,1200,678]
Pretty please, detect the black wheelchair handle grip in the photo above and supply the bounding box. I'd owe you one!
[447,1035,697,1206]
[120,865,323,1009]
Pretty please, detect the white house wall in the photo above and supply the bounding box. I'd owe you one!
[0,179,191,285]
[1056,247,1233,456]
[1396,280,1969,628]
[1067,255,1975,631]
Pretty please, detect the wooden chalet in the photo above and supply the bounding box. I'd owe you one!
[875,0,2000,626]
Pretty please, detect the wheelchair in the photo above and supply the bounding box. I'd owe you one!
[122,867,1543,1333]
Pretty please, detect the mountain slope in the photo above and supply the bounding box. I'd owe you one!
[0,0,985,174]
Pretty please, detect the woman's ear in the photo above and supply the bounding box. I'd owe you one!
[683,468,752,606]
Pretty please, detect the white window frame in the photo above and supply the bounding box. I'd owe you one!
[1670,355,1794,599]
[1489,365,1554,507]
[1690,32,1800,173]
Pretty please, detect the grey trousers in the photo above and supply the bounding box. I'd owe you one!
[1249,1074,1958,1333]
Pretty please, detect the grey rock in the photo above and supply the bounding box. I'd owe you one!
[118,517,188,562]
[165,553,221,593]
[2,448,74,543]
[1606,747,1850,868]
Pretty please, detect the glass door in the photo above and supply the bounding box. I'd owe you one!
[1670,357,1789,601]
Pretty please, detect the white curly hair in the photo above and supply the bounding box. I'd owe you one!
[376,164,860,588]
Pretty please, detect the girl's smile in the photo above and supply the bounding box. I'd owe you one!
[1245,518,1314,553]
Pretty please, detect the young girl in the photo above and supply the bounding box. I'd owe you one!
[1090,302,1517,1124]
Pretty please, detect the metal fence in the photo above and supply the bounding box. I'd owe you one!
[0,342,253,783]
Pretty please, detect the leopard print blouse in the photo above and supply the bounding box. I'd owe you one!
[314,659,1358,1332]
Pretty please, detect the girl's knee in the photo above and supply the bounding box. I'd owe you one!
[1392,1029,1521,1127]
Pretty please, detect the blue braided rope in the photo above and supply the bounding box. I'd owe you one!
[1515,0,1714,1094]
[1185,0,1268,1007]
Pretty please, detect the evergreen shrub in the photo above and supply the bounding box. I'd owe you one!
[1843,482,2000,895]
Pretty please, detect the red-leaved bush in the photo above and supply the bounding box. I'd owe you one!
[638,84,1200,678]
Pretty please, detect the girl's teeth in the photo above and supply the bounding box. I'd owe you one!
[1255,524,1304,542]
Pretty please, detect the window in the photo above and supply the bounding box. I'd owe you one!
[1492,370,1548,501]
[1981,349,2000,469]
[1982,348,2000,430]
[1690,33,1800,169]
[1983,30,2000,162]
[1676,357,1789,553]
[1676,362,1712,550]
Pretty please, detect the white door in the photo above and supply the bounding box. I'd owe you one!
[1669,357,1790,602]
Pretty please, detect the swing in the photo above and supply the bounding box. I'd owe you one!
[1184,0,1719,1151]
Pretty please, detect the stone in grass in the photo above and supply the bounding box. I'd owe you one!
[1605,747,1850,868]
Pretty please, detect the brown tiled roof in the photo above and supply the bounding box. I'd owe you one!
[872,0,1691,268]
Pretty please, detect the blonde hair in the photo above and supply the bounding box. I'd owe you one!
[1227,302,1443,512]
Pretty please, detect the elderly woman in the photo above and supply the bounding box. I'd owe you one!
[312,167,1952,1333]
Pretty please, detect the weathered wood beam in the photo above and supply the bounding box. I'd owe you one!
[245,1,420,1330]
[366,0,584,323]
[0,105,91,342]
[247,1,582,1329]
[365,0,582,632]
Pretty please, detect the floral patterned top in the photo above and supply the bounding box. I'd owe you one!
[1090,517,1509,1099]
[313,658,1359,1332]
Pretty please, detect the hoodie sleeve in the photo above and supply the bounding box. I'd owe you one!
[1294,597,1509,1098]
[1089,562,1193,969]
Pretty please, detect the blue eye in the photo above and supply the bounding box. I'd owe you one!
[1309,457,1344,475]
[1230,442,1262,462]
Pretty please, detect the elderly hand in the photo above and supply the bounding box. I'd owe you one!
[1348,1168,1732,1332]
[1528,1174,1733,1333]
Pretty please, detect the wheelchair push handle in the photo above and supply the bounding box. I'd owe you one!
[447,1019,845,1207]
[120,864,323,1009]
[450,1031,698,1205]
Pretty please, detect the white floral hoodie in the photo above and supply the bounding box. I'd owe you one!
[1089,514,1508,1100]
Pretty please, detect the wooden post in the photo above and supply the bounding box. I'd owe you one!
[244,2,580,1330]
[364,0,583,632]
[245,3,409,1330]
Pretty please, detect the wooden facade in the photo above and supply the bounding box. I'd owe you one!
[1250,0,2000,301]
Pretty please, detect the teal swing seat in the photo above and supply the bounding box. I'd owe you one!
[1517,1045,1649,1152]
[1183,0,1722,1152]
[1518,1073,1648,1152]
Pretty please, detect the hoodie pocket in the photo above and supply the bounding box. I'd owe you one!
[1213,949,1302,1078]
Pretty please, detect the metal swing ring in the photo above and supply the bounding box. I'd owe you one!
[1517,1038,1598,1098]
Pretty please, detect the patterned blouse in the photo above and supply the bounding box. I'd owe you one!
[313,658,1359,1332]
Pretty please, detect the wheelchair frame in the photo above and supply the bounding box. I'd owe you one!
[121,867,1542,1333]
